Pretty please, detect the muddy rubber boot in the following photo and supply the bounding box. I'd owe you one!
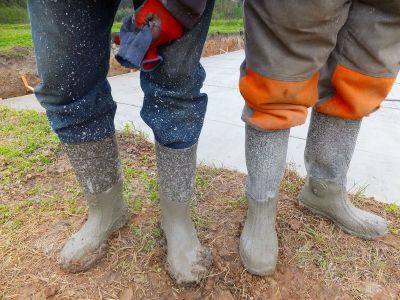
[155,142,211,284]
[59,135,129,272]
[299,110,387,239]
[240,125,290,276]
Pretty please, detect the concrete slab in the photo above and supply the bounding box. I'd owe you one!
[2,50,399,204]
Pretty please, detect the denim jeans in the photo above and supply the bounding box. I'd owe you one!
[28,0,214,149]
[140,0,214,148]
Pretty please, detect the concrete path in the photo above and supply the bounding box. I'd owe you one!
[2,50,400,204]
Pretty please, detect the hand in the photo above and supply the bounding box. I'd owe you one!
[135,0,184,70]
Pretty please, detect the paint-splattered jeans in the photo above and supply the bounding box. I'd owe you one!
[28,0,214,148]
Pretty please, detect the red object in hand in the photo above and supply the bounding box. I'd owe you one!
[135,0,184,70]
[113,34,121,46]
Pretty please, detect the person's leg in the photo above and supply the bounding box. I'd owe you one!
[239,0,350,275]
[300,0,400,239]
[28,0,128,272]
[139,0,215,284]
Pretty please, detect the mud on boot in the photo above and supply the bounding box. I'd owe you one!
[59,180,129,272]
[156,142,211,284]
[161,200,212,284]
[303,111,387,239]
[240,196,278,276]
[239,125,290,275]
[59,135,130,272]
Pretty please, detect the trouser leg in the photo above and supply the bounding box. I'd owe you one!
[139,0,215,284]
[299,1,400,239]
[140,0,215,149]
[28,0,128,272]
[239,0,350,276]
[28,0,120,143]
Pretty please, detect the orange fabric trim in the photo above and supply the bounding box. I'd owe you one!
[243,106,308,130]
[316,65,395,119]
[239,69,319,130]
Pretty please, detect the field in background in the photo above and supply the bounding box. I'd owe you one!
[0,23,30,53]
[0,5,28,23]
[0,0,243,53]
[110,18,243,35]
[0,19,243,53]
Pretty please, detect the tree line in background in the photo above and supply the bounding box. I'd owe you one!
[0,0,26,6]
[0,0,28,23]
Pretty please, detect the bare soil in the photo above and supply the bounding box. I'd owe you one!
[1,129,399,299]
[0,33,244,100]
[0,46,39,100]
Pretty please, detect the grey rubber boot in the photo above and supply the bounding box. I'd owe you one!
[299,110,387,239]
[155,142,211,284]
[59,135,129,272]
[240,125,290,276]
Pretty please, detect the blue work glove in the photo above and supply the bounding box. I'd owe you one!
[115,15,153,69]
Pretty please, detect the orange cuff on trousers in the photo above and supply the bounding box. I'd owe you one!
[316,65,395,119]
[239,69,320,130]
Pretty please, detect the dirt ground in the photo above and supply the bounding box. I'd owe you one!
[1,112,399,299]
[0,33,244,100]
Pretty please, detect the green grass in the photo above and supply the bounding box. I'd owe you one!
[0,18,243,54]
[0,23,31,53]
[0,107,60,184]
[384,202,400,218]
[112,18,243,34]
[208,18,243,34]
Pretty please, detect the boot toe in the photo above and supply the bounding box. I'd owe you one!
[330,207,388,239]
[167,246,212,284]
[239,238,277,276]
[356,211,388,239]
[58,233,107,273]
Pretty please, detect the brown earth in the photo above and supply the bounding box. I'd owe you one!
[1,126,399,299]
[0,33,244,100]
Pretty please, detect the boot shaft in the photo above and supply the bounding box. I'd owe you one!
[245,125,290,201]
[63,135,122,195]
[155,142,197,203]
[305,110,361,186]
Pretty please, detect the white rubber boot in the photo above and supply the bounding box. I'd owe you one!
[155,142,211,284]
[300,110,387,239]
[59,135,129,272]
[240,125,290,275]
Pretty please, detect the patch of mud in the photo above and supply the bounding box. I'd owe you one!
[0,47,39,100]
[34,221,70,257]
[202,32,244,57]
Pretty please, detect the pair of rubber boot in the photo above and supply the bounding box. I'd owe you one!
[59,136,210,284]
[240,110,388,275]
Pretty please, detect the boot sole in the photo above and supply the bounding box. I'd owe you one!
[298,196,380,240]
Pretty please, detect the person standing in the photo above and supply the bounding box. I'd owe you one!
[238,0,398,275]
[28,0,212,284]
